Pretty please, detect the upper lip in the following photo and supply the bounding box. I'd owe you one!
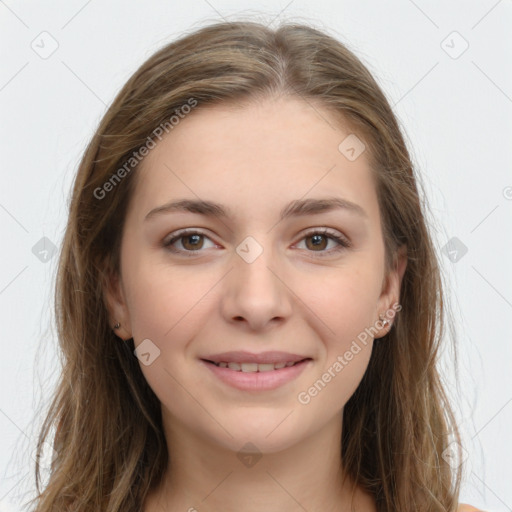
[201,351,311,365]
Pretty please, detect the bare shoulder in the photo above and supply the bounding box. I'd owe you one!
[457,504,484,512]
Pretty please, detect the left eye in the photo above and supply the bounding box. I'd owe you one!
[295,229,351,255]
[163,228,351,257]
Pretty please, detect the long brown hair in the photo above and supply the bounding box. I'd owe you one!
[28,19,462,511]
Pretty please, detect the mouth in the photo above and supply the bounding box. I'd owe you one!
[201,358,312,372]
[200,356,313,391]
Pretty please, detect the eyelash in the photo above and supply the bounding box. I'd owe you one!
[163,228,351,258]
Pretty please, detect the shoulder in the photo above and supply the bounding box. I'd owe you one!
[457,504,484,512]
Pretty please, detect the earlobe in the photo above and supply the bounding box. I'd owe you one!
[102,269,132,340]
[376,244,408,338]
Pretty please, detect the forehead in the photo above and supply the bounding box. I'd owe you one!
[129,96,380,224]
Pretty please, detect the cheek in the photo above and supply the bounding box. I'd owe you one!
[123,263,223,403]
[125,260,213,343]
[124,264,212,413]
[296,270,377,415]
[294,260,382,345]
[291,262,380,405]
[299,341,373,419]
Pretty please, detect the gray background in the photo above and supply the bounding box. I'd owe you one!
[1,0,511,510]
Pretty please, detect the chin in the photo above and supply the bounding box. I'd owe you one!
[206,410,310,454]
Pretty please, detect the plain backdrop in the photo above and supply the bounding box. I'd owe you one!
[1,1,511,510]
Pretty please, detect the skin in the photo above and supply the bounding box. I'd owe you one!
[105,95,410,511]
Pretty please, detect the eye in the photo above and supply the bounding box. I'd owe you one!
[163,229,216,256]
[295,228,351,257]
[163,228,351,257]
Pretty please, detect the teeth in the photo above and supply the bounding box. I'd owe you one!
[213,360,303,371]
[257,363,275,372]
[240,363,258,372]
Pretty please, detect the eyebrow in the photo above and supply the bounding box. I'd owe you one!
[144,197,368,222]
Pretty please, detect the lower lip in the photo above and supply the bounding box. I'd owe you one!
[200,359,312,391]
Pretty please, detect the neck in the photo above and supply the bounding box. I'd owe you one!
[144,411,375,512]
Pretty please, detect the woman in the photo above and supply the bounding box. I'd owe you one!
[29,20,482,512]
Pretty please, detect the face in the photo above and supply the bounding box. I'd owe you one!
[105,96,406,454]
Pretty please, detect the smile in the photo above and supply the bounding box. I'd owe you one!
[208,360,304,371]
[201,358,312,391]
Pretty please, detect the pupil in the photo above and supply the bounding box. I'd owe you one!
[186,234,201,248]
[309,234,326,250]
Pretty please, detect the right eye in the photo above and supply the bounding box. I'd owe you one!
[163,229,218,256]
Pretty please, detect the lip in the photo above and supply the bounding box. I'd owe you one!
[200,357,312,391]
[201,351,309,365]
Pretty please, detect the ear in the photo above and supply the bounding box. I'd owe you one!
[102,267,133,341]
[375,244,407,338]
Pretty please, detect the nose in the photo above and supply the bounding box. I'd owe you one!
[220,238,293,332]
